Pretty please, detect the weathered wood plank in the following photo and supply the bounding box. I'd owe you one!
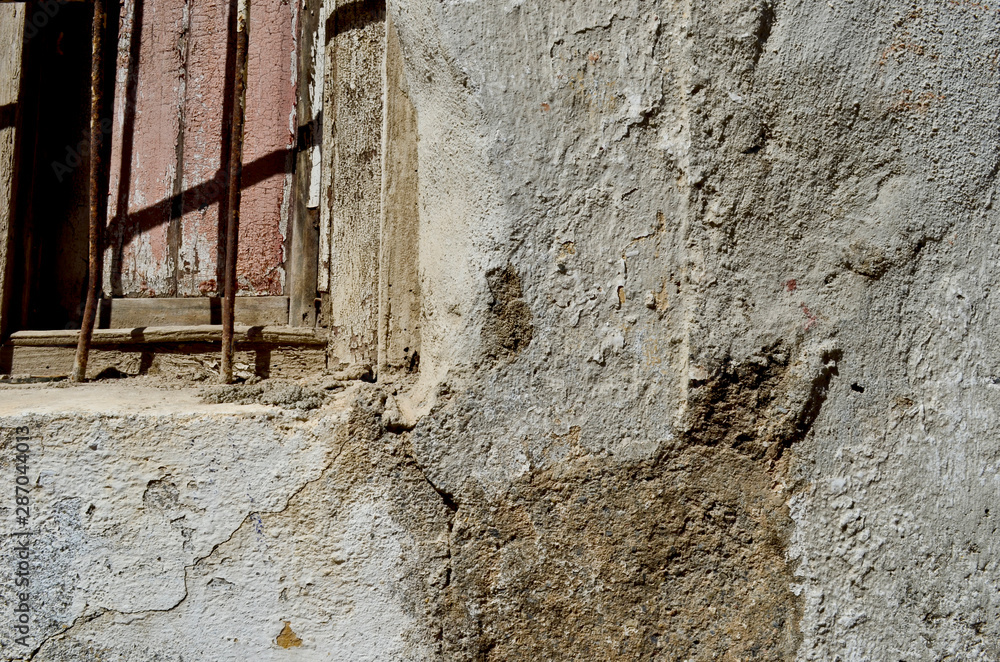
[104,0,185,297]
[237,0,296,295]
[378,17,420,373]
[322,0,384,369]
[288,0,322,327]
[0,6,24,339]
[317,0,332,294]
[105,0,295,298]
[10,325,324,347]
[6,346,142,378]
[254,346,327,379]
[100,296,288,327]
[173,0,230,297]
[5,344,327,379]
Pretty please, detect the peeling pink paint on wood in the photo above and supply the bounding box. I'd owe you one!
[178,0,229,297]
[106,0,295,298]
[240,0,295,295]
[106,0,185,297]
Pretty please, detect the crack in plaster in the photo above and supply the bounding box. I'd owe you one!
[26,431,349,659]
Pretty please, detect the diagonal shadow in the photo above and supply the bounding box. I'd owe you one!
[103,148,292,265]
[325,0,385,42]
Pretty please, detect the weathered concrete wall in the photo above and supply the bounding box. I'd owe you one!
[391,0,1000,657]
[391,2,1000,659]
[379,18,422,373]
[3,0,1000,660]
[0,384,452,660]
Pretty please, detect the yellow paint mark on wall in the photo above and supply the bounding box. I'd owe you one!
[276,621,303,649]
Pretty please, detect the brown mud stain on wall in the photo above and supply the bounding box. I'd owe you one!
[684,340,840,462]
[437,446,803,661]
[482,265,533,361]
[424,340,843,660]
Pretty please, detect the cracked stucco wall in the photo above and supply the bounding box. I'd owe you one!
[1,385,450,661]
[2,0,1000,659]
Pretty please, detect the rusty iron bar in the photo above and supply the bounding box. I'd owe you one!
[71,0,107,382]
[220,0,250,383]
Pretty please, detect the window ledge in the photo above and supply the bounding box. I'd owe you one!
[9,325,325,348]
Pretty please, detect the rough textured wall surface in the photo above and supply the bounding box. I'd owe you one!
[322,0,387,368]
[1,384,452,661]
[391,0,1000,658]
[3,0,1000,660]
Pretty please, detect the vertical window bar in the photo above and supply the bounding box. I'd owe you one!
[221,0,250,383]
[72,0,108,382]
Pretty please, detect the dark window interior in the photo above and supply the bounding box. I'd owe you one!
[12,4,116,331]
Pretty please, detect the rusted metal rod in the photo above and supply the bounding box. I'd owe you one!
[71,0,107,382]
[220,0,251,384]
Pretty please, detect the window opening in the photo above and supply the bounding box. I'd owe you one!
[0,0,420,382]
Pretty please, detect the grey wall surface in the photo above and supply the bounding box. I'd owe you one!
[394,0,1000,657]
[2,0,999,660]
